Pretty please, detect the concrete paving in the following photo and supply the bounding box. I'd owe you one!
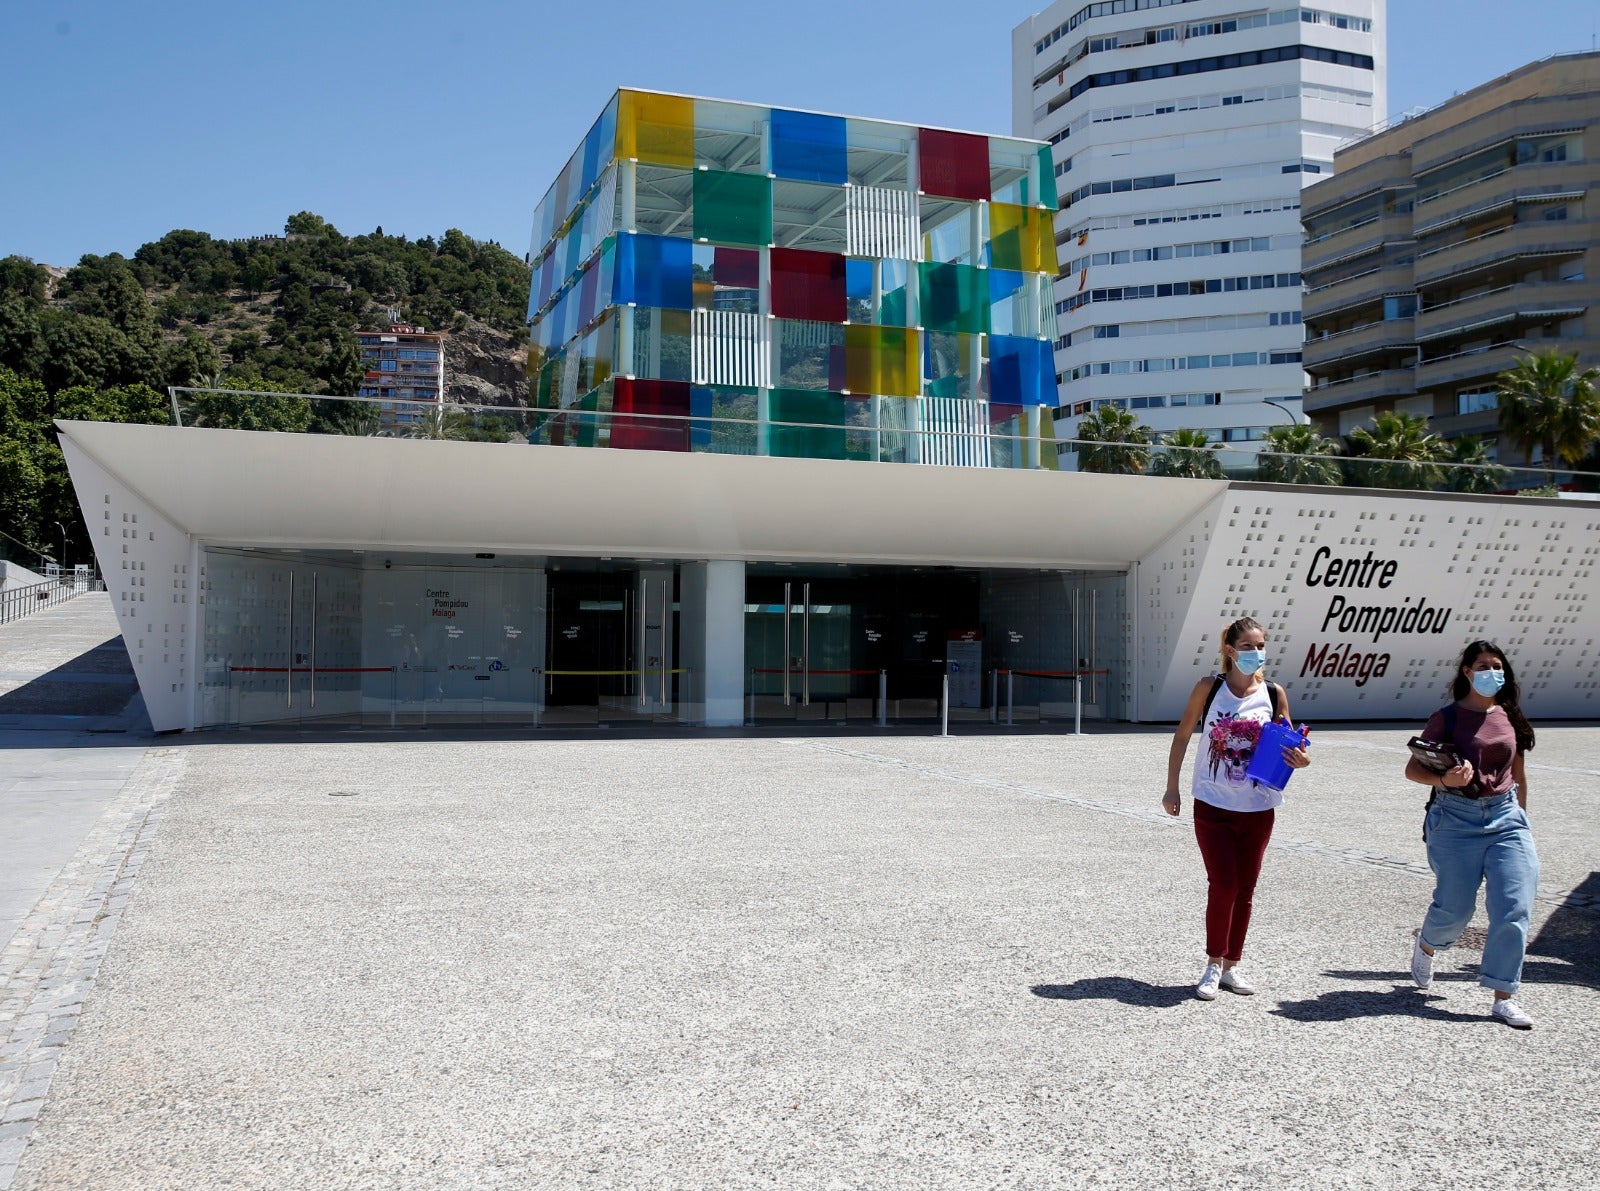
[4,721,1597,1188]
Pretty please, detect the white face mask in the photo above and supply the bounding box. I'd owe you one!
[1234,649,1266,676]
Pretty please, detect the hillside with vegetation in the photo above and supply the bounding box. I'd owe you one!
[0,213,532,567]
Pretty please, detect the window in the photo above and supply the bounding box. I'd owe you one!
[1457,390,1498,415]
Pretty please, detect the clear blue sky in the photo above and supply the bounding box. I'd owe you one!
[2,1,1595,268]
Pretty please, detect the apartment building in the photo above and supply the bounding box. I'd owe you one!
[1012,0,1384,460]
[356,324,446,434]
[1301,51,1600,457]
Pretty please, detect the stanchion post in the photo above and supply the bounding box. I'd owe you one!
[1006,670,1014,727]
[1074,674,1082,736]
[989,669,997,724]
[746,669,755,727]
[941,673,949,738]
[877,669,887,727]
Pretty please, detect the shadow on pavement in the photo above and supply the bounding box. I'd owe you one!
[1270,987,1486,1023]
[1525,872,1600,991]
[1031,977,1193,1008]
[0,636,138,717]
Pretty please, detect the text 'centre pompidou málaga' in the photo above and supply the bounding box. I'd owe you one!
[528,89,1062,467]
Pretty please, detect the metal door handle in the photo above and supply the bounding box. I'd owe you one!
[660,578,669,707]
[802,582,811,706]
[310,571,318,709]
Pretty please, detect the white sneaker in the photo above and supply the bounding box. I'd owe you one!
[1219,966,1256,995]
[1492,999,1534,1030]
[1410,933,1433,989]
[1195,962,1223,1001]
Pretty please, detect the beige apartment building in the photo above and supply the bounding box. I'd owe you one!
[1300,51,1599,461]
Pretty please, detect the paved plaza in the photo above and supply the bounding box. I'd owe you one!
[1,602,1597,1187]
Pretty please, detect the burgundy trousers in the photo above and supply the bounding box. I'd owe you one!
[1192,799,1276,962]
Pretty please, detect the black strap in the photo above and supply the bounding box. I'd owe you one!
[1198,675,1284,730]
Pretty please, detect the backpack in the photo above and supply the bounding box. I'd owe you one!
[1197,674,1284,731]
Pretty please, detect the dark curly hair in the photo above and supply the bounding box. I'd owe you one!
[1451,640,1535,753]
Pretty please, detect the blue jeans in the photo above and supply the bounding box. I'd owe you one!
[1421,789,1539,995]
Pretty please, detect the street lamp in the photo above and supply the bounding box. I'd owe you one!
[1262,399,1305,427]
[54,521,68,568]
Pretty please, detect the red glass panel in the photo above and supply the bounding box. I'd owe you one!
[612,377,691,452]
[769,247,847,322]
[714,246,760,289]
[918,128,991,201]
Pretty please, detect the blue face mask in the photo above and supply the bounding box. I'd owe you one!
[1471,668,1505,697]
[1234,649,1266,676]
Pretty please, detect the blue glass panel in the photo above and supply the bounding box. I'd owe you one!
[988,335,1056,406]
[581,97,618,195]
[845,259,874,302]
[690,385,713,450]
[614,233,693,311]
[771,108,848,185]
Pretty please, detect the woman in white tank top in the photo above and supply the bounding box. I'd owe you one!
[1162,616,1310,1000]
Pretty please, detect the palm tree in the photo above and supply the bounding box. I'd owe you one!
[1496,349,1600,486]
[1072,404,1153,475]
[1255,423,1343,486]
[1150,428,1226,479]
[1445,435,1508,495]
[1345,410,1446,490]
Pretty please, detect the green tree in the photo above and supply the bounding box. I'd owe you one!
[182,375,313,432]
[1496,348,1600,486]
[0,295,44,376]
[1071,405,1153,474]
[1345,411,1446,490]
[1256,423,1343,485]
[1445,435,1508,495]
[0,256,48,302]
[1150,427,1226,479]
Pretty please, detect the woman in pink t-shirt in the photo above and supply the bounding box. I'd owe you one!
[1403,640,1540,1030]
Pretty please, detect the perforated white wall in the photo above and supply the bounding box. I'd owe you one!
[1138,486,1600,722]
[60,437,196,732]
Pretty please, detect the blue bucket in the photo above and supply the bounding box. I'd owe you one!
[1244,720,1309,792]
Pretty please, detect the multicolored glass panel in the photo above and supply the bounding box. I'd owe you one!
[528,89,1062,462]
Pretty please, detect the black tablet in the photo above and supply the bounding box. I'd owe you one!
[1407,736,1460,772]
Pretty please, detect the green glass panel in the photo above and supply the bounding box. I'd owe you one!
[769,388,847,459]
[880,285,909,327]
[919,262,988,334]
[1038,145,1059,210]
[692,170,772,246]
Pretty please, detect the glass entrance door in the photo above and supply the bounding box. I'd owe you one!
[543,566,677,725]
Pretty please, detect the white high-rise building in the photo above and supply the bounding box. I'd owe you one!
[1012,1,1385,462]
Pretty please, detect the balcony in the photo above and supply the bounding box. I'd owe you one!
[1429,407,1500,439]
[1301,155,1413,222]
[1412,164,1584,236]
[1302,212,1415,275]
[1303,318,1416,373]
[1303,264,1415,322]
[1303,368,1416,414]
[1414,219,1593,287]
[1415,280,1598,345]
[1414,342,1528,392]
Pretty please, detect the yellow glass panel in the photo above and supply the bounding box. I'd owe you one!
[616,90,694,167]
[1030,206,1059,275]
[991,203,1059,275]
[845,325,919,398]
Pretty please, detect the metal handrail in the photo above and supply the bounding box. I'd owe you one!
[0,578,80,625]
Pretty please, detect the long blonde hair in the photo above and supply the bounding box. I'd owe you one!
[1219,616,1266,676]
